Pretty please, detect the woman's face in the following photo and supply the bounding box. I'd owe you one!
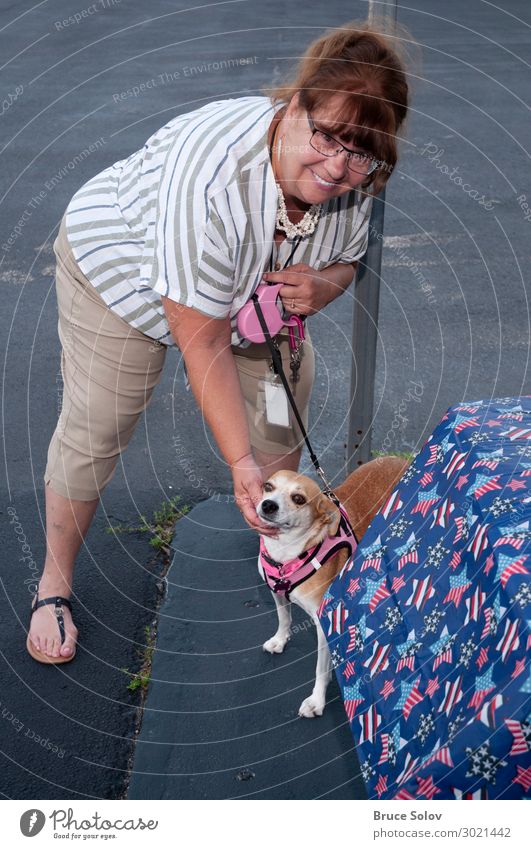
[276,92,369,208]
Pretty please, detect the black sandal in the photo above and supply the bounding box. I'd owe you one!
[26,595,76,664]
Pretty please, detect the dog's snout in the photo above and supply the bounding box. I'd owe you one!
[261,499,278,516]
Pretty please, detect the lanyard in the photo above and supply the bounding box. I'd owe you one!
[268,234,302,272]
[268,234,305,331]
[251,291,358,543]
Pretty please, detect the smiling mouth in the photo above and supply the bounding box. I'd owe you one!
[310,169,341,188]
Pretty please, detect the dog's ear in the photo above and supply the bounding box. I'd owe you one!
[316,494,341,536]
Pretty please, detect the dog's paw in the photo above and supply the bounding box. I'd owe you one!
[298,695,325,718]
[263,634,289,654]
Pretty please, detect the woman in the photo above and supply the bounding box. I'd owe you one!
[27,20,409,662]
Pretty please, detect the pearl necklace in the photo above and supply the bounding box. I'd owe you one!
[270,123,322,239]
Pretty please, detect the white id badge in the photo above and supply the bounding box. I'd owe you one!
[264,378,290,427]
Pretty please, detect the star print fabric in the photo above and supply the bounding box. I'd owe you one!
[318,397,531,799]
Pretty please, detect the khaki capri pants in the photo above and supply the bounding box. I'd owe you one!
[44,216,315,501]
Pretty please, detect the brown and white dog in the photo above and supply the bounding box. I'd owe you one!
[256,456,409,718]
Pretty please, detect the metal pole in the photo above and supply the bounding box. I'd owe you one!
[345,0,398,474]
[367,0,399,26]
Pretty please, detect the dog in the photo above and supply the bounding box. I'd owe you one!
[256,455,409,718]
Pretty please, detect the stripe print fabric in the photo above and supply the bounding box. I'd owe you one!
[65,96,373,348]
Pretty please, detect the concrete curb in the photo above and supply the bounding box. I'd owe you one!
[128,497,365,799]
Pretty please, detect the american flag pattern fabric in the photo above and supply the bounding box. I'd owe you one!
[318,398,531,799]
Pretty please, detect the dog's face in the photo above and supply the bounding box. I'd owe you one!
[256,470,340,545]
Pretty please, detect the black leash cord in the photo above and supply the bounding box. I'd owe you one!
[256,231,355,533]
[251,293,343,511]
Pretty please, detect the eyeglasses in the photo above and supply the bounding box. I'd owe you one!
[307,114,381,176]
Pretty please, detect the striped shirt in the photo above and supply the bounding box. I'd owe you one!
[65,95,373,348]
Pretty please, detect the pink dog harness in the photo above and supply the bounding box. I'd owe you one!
[259,503,357,598]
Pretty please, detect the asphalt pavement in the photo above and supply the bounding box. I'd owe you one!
[1,0,529,799]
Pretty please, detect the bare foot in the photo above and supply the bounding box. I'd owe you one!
[28,582,78,659]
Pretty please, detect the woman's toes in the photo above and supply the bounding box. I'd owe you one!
[28,605,77,660]
[60,624,77,658]
[60,637,75,657]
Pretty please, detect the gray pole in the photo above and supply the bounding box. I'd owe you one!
[345,0,398,474]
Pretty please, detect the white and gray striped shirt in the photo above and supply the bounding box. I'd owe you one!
[65,95,373,348]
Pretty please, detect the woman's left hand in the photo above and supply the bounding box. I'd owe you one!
[262,263,333,317]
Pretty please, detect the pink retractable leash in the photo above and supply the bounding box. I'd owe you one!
[236,281,305,351]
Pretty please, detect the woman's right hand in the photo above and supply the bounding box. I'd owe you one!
[231,453,279,537]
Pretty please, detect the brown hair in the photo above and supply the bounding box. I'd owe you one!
[262,19,413,194]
